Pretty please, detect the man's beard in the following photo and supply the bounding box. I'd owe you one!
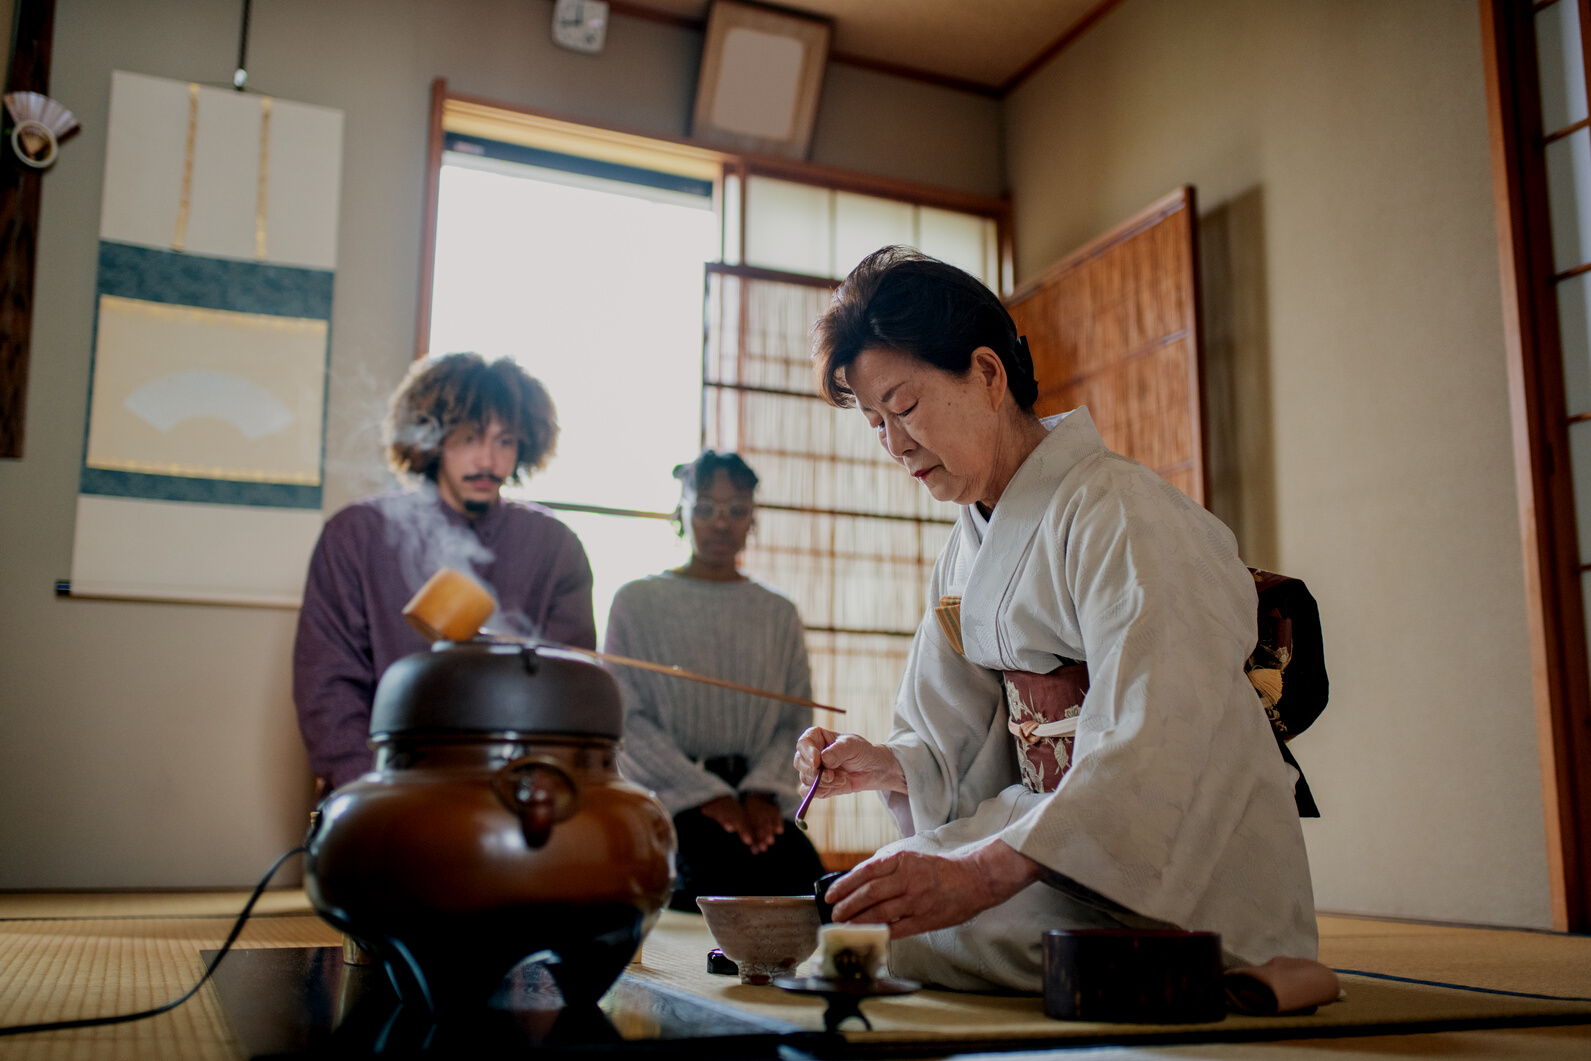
[462,475,501,517]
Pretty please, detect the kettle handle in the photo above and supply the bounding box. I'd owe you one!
[493,757,579,848]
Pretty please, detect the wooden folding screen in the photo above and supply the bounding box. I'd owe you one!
[1006,187,1207,504]
[702,263,957,864]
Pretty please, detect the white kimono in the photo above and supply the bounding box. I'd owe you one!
[880,408,1317,992]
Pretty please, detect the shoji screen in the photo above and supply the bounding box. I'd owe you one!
[701,263,957,860]
[741,175,1001,289]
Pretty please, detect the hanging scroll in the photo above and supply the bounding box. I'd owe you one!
[69,71,343,605]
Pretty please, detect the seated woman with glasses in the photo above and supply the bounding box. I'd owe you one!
[608,450,826,909]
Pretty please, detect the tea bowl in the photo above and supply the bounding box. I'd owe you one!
[695,896,821,985]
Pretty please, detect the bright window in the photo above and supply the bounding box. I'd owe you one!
[427,142,720,639]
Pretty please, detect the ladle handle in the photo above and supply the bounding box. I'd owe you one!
[493,758,579,848]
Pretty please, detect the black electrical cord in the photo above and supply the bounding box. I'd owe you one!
[0,844,305,1038]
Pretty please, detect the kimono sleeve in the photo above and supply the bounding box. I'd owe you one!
[885,542,1011,836]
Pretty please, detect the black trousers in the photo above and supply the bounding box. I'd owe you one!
[669,805,826,912]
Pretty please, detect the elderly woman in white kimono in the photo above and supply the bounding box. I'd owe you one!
[795,247,1317,993]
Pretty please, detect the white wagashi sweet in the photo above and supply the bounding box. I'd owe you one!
[4,91,79,168]
[817,922,890,980]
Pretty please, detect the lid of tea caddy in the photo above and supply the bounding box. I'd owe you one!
[369,641,623,739]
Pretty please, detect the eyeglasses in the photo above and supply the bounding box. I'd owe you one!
[690,501,754,521]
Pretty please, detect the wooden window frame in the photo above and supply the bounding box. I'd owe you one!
[1480,0,1591,932]
[414,78,1012,359]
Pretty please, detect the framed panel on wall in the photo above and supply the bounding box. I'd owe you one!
[690,0,831,159]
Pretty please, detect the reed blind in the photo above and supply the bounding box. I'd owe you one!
[701,263,957,858]
[1006,188,1208,504]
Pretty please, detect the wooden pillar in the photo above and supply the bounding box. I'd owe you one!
[1480,0,1591,932]
[0,0,55,459]
[413,77,446,361]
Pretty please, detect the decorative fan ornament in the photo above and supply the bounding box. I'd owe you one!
[4,91,79,169]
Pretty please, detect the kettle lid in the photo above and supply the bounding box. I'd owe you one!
[370,641,622,739]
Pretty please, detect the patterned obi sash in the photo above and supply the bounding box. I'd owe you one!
[1003,665,1088,793]
[934,592,1086,794]
[935,574,1325,807]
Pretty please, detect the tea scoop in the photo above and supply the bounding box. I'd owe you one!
[794,771,820,831]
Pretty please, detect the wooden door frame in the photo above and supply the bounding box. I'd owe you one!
[1479,0,1591,932]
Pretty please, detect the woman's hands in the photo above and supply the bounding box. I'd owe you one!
[823,840,1043,939]
[794,727,907,800]
[740,793,784,853]
[699,793,784,854]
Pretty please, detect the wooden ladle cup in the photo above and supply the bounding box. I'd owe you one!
[402,567,496,642]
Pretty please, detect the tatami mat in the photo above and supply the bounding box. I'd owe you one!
[627,912,1591,1049]
[0,893,1585,1059]
[952,1024,1591,1059]
[0,890,315,922]
[0,899,337,1061]
[1317,914,1591,1000]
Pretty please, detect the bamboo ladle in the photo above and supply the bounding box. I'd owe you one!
[401,568,845,716]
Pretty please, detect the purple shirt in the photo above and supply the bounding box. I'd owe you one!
[292,490,596,788]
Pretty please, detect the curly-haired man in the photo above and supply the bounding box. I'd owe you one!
[293,353,596,792]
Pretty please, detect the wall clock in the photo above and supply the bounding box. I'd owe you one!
[552,0,609,55]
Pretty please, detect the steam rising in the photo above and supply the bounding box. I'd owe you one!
[320,359,401,504]
[375,485,542,642]
[485,605,540,641]
[377,486,492,594]
[392,417,443,456]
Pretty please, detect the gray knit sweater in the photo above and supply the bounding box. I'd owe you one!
[607,572,811,817]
